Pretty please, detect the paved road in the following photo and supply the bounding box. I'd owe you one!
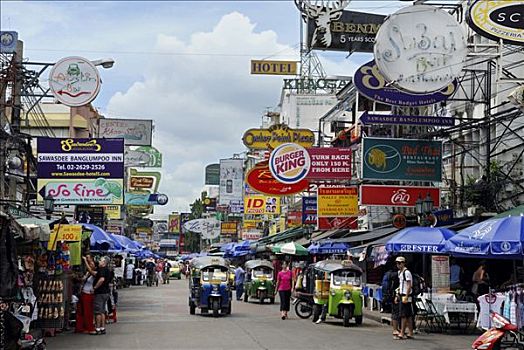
[47,279,475,350]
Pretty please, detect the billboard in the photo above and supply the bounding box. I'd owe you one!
[242,124,315,150]
[302,196,317,226]
[168,214,180,234]
[244,195,281,215]
[287,211,302,228]
[245,162,309,196]
[307,147,351,180]
[75,205,105,227]
[251,60,298,75]
[221,222,238,237]
[99,119,153,146]
[102,205,121,220]
[37,178,124,205]
[361,138,442,182]
[280,94,338,132]
[317,187,358,217]
[306,10,385,53]
[218,159,244,206]
[124,146,162,167]
[318,217,357,230]
[360,185,440,207]
[125,192,168,206]
[205,163,220,185]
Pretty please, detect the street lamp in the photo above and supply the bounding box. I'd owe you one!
[43,195,54,220]
[423,193,434,214]
[416,193,434,227]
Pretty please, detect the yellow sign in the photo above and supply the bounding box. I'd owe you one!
[242,124,315,150]
[221,222,238,235]
[103,205,121,220]
[317,187,358,217]
[251,60,298,75]
[243,219,259,230]
[244,195,281,215]
[47,225,83,250]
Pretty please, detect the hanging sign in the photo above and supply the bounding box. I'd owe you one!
[99,119,153,146]
[317,186,358,217]
[374,5,467,93]
[360,185,440,207]
[251,60,298,75]
[0,31,18,53]
[242,124,315,150]
[360,112,454,127]
[244,195,281,215]
[467,0,524,46]
[302,196,317,226]
[245,162,309,196]
[48,56,101,107]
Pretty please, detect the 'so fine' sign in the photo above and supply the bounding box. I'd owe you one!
[374,5,467,94]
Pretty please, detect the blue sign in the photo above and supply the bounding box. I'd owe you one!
[302,196,317,225]
[0,31,18,53]
[354,60,457,107]
[360,112,455,127]
[125,193,168,206]
[433,209,454,227]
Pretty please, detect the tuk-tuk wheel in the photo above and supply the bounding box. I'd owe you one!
[189,302,196,315]
[312,304,321,323]
[212,300,220,318]
[355,315,363,325]
[342,307,351,327]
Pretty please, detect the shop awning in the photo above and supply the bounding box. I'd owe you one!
[15,217,53,241]
[385,227,455,254]
[325,226,399,245]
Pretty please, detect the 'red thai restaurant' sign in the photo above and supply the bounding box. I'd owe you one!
[360,185,440,207]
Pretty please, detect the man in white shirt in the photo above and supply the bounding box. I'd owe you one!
[396,256,414,339]
[125,261,135,287]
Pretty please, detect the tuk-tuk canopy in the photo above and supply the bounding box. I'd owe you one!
[313,259,362,275]
[244,259,273,271]
[191,256,229,270]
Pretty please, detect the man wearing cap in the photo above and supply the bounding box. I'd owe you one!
[395,256,414,339]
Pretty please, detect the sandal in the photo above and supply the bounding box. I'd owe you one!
[406,335,415,340]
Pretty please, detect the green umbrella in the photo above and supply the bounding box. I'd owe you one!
[272,242,309,256]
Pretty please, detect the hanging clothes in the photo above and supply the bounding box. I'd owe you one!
[477,293,505,329]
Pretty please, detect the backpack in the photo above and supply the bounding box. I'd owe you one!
[403,270,426,296]
[382,270,399,303]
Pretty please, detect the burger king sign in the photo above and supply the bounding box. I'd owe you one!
[269,143,311,184]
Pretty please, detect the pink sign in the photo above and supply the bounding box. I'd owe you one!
[307,148,352,180]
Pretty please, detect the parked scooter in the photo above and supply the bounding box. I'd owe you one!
[293,292,314,319]
[472,312,523,350]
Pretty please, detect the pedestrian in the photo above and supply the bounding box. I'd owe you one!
[163,260,171,284]
[449,258,464,290]
[234,264,245,301]
[472,260,489,297]
[76,256,96,334]
[125,260,135,287]
[91,256,111,335]
[145,259,156,286]
[275,261,292,320]
[395,256,414,340]
[382,265,400,338]
[155,259,164,285]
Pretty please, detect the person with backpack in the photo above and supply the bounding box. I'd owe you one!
[382,267,400,338]
[395,256,414,340]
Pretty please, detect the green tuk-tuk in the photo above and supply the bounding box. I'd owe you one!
[311,260,363,327]
[243,260,275,304]
[188,257,232,317]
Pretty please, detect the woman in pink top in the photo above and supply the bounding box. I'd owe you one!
[275,261,293,320]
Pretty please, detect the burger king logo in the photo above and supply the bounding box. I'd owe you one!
[269,143,311,184]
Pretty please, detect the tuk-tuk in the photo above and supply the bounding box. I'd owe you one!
[311,260,363,327]
[188,257,232,317]
[169,260,182,279]
[243,260,275,304]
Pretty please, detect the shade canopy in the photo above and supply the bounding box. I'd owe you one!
[385,226,456,254]
[272,242,309,256]
[445,216,524,258]
[111,234,141,253]
[308,241,349,255]
[85,224,119,251]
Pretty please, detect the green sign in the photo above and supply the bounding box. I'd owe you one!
[361,137,442,182]
[205,164,220,185]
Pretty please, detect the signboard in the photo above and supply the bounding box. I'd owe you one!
[354,60,457,107]
[183,218,221,239]
[105,221,123,235]
[280,93,339,132]
[48,225,82,250]
[128,168,161,192]
[221,222,238,236]
[37,138,124,179]
[130,176,154,189]
[203,197,217,212]
[168,214,180,233]
[243,218,260,230]
[245,162,309,196]
[229,200,244,214]
[307,148,351,180]
[48,56,101,107]
[431,255,450,290]
[242,231,262,241]
[242,124,315,150]
[302,196,317,225]
[218,159,244,206]
[205,164,220,185]
[75,205,105,227]
[125,192,168,205]
[38,178,124,205]
[251,60,298,75]
[244,195,281,215]
[468,0,524,46]
[360,112,454,127]
[99,119,153,146]
[318,217,357,230]
[283,78,350,91]
[124,146,162,167]
[306,10,385,52]
[287,211,302,228]
[374,5,467,93]
[360,185,440,207]
[317,187,358,217]
[433,209,454,227]
[361,137,442,182]
[0,31,18,53]
[103,205,121,220]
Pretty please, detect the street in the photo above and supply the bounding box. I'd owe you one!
[47,280,475,350]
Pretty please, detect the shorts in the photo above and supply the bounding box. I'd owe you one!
[399,301,413,318]
[94,293,109,314]
[391,302,400,322]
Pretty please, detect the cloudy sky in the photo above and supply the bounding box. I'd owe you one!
[1,0,407,217]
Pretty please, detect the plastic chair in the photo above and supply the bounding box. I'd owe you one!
[374,287,383,311]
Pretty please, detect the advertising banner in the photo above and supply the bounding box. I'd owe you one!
[468,0,524,46]
[37,138,124,179]
[125,192,168,206]
[124,146,162,167]
[307,147,351,180]
[242,124,315,150]
[318,217,358,230]
[37,178,124,205]
[287,211,302,228]
[99,119,153,146]
[306,10,385,53]
[317,187,358,217]
[302,197,317,226]
[205,163,220,185]
[360,185,440,207]
[182,218,220,239]
[251,60,298,75]
[48,225,83,250]
[244,196,281,215]
[360,112,454,127]
[354,60,457,107]
[246,162,309,196]
[102,205,121,220]
[361,137,442,182]
[221,222,238,236]
[75,205,105,227]
[168,214,180,234]
[219,159,244,206]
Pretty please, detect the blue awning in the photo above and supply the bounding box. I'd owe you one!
[386,227,455,254]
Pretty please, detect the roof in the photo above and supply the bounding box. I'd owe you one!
[244,259,273,270]
[190,256,229,269]
[313,259,362,274]
[322,226,399,245]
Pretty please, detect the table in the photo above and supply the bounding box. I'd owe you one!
[433,301,477,333]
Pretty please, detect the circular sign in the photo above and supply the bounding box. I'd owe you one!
[374,5,467,93]
[48,56,101,107]
[246,163,309,196]
[269,143,311,184]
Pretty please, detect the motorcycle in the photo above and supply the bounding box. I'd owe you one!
[293,292,314,319]
[472,312,523,350]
